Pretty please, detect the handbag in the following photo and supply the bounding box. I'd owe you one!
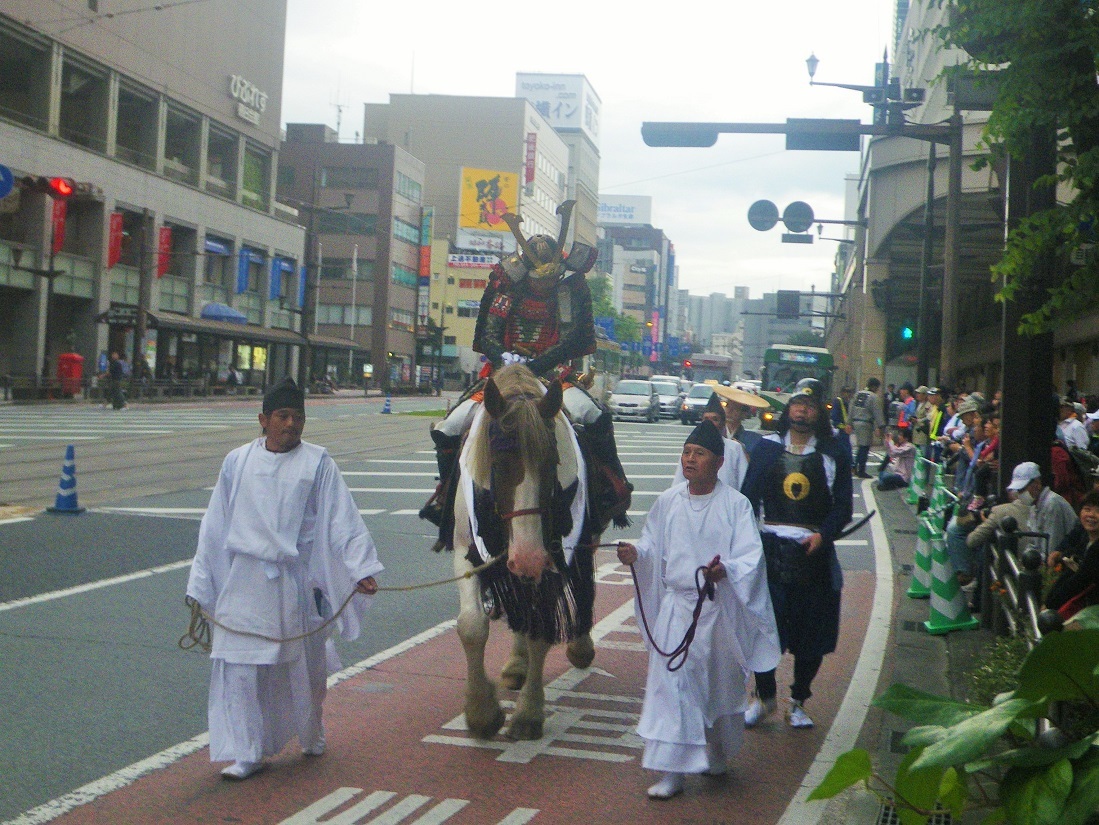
[1057,583,1097,621]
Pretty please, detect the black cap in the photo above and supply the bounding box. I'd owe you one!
[685,419,724,457]
[704,392,725,420]
[263,376,305,415]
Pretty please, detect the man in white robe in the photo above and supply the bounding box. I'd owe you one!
[673,393,747,491]
[618,420,780,799]
[187,377,384,780]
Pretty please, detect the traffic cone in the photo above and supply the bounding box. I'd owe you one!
[906,457,926,505]
[46,444,85,514]
[906,512,933,598]
[924,532,980,635]
[381,393,392,414]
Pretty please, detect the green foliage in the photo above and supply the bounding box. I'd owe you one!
[810,626,1099,824]
[966,634,1030,708]
[931,0,1099,334]
[786,329,825,347]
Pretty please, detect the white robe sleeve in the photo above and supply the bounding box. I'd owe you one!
[186,449,239,609]
[303,454,385,642]
[631,488,675,653]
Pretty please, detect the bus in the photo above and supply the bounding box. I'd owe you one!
[760,345,835,395]
[685,353,734,385]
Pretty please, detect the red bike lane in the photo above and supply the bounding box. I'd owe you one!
[43,551,874,825]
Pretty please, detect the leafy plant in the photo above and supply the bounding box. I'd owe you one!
[809,606,1099,824]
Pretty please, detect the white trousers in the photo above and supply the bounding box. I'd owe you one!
[641,713,745,774]
[207,633,328,763]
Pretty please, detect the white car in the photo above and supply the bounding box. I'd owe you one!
[609,379,660,423]
[651,381,681,419]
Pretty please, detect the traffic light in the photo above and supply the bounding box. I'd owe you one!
[21,176,76,199]
[901,325,914,341]
[683,359,692,369]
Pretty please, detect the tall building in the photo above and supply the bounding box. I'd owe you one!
[0,1,308,392]
[279,124,428,387]
[362,94,571,374]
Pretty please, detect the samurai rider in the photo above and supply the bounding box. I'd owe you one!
[419,200,632,551]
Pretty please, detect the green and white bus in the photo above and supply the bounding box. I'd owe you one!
[760,345,835,395]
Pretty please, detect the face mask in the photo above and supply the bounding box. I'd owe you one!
[1017,490,1034,506]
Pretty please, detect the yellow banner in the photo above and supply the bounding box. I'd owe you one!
[458,168,519,231]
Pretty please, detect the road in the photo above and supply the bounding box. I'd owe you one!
[0,398,884,824]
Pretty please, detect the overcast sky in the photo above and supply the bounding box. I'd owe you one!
[282,0,896,300]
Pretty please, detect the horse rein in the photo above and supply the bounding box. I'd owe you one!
[629,562,715,672]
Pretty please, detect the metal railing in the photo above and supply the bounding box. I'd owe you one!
[983,518,1050,646]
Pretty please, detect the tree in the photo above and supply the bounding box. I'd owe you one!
[934,0,1099,334]
[787,329,825,347]
[587,271,617,320]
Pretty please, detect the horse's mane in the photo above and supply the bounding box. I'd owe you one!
[469,365,558,487]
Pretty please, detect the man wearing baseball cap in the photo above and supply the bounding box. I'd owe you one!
[1007,461,1078,558]
[1058,397,1090,451]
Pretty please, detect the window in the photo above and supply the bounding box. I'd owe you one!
[164,105,200,185]
[393,217,420,245]
[444,335,456,345]
[391,263,417,288]
[320,258,374,280]
[0,21,50,131]
[315,211,377,235]
[457,300,480,318]
[316,304,372,326]
[116,81,158,169]
[458,278,487,290]
[390,308,414,331]
[206,125,238,197]
[204,236,233,286]
[276,165,294,190]
[395,172,422,203]
[242,143,270,210]
[321,167,378,189]
[59,54,108,152]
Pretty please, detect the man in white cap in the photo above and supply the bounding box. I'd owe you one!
[1007,460,1078,558]
[1058,397,1090,451]
[617,420,779,799]
[187,377,384,780]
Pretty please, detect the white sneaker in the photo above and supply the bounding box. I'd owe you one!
[787,700,814,729]
[744,697,777,728]
[647,772,684,799]
[220,760,263,779]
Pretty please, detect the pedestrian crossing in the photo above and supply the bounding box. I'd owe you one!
[0,406,260,449]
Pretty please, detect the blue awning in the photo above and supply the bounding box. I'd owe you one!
[204,237,231,255]
[200,302,248,324]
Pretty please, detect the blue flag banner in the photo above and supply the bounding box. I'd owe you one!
[594,316,617,341]
[269,258,282,301]
[236,250,250,294]
[297,266,307,309]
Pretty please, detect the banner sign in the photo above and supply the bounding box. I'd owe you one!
[156,226,172,278]
[524,133,537,184]
[51,198,67,254]
[108,212,124,268]
[458,168,518,232]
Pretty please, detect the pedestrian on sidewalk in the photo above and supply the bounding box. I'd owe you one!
[106,351,126,410]
[740,378,854,731]
[850,378,885,478]
[617,420,779,800]
[186,376,384,780]
[877,425,916,490]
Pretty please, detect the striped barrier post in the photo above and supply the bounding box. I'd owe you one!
[924,530,980,634]
[905,456,927,505]
[906,512,933,598]
[46,444,85,514]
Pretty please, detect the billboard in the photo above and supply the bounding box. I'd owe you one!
[598,195,653,226]
[458,168,519,232]
[516,73,601,146]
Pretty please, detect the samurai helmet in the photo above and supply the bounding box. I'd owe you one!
[502,200,577,280]
[788,378,827,409]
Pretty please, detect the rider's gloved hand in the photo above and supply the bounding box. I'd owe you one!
[501,352,529,366]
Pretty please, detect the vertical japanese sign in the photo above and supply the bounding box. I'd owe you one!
[51,198,67,255]
[524,133,537,184]
[419,207,433,277]
[156,226,172,278]
[108,212,124,268]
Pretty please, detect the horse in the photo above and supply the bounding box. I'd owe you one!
[452,364,597,741]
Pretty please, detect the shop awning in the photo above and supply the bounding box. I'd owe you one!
[308,333,365,352]
[200,302,248,324]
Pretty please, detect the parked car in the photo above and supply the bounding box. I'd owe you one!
[609,379,660,423]
[651,381,682,419]
[680,382,718,425]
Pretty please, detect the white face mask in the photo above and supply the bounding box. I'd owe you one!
[1017,490,1034,506]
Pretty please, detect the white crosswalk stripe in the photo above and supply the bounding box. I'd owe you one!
[0,407,258,449]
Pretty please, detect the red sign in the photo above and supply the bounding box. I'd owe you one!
[418,245,431,278]
[108,212,124,268]
[156,226,172,278]
[51,198,67,255]
[524,133,537,184]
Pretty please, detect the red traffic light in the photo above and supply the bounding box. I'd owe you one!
[683,359,692,368]
[49,177,74,198]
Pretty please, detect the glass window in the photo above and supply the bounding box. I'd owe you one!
[315,211,377,235]
[393,217,420,245]
[116,81,158,169]
[59,54,108,152]
[395,172,422,203]
[242,143,270,210]
[206,125,238,198]
[391,263,417,288]
[616,381,652,396]
[204,236,233,287]
[321,167,378,189]
[164,105,200,185]
[390,308,414,331]
[0,21,50,131]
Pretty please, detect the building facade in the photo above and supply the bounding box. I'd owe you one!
[279,124,428,388]
[0,2,311,392]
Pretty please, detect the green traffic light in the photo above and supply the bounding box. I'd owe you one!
[901,326,914,340]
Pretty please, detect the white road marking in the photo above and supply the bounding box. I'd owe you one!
[0,516,35,526]
[389,509,421,515]
[0,559,194,614]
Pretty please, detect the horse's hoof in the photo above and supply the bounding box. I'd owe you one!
[506,715,544,741]
[566,635,595,669]
[466,705,506,740]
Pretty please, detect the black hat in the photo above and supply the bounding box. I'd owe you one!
[685,419,724,457]
[263,376,305,415]
[703,393,725,421]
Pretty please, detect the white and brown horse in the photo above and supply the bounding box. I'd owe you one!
[452,364,597,740]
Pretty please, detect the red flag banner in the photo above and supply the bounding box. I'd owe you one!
[51,198,67,255]
[108,212,124,268]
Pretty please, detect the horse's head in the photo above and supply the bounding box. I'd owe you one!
[481,365,564,582]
